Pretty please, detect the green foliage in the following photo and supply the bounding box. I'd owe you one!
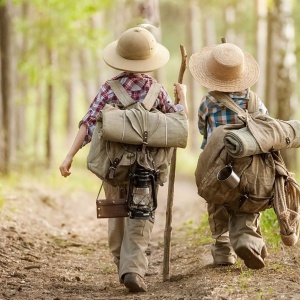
[186,213,213,246]
[0,192,5,211]
[260,209,281,250]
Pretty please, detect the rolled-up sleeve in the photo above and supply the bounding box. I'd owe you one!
[157,86,181,113]
[79,85,110,147]
[198,96,208,136]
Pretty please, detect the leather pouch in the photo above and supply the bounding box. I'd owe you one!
[96,199,129,218]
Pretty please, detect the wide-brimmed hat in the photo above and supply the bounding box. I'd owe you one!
[189,42,260,92]
[102,27,170,73]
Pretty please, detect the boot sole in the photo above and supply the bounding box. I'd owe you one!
[235,246,265,269]
[124,274,147,293]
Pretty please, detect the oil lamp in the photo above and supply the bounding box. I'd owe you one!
[127,164,157,220]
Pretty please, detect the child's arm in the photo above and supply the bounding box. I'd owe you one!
[174,83,188,116]
[59,123,87,177]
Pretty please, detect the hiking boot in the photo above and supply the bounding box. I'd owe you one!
[123,273,147,293]
[235,245,265,269]
[261,245,268,259]
[211,241,237,266]
[212,253,237,266]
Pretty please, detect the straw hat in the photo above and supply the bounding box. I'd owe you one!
[102,27,170,73]
[189,42,260,92]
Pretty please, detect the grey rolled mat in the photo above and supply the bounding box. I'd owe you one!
[224,127,262,158]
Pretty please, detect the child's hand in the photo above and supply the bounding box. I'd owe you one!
[174,83,187,101]
[59,156,73,177]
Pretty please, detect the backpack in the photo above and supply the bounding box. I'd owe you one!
[87,80,183,187]
[100,80,188,148]
[195,90,300,245]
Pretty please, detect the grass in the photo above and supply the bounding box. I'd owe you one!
[260,209,281,251]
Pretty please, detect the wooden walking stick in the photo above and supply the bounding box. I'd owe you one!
[163,44,187,281]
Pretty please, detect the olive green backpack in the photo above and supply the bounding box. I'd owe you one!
[195,91,300,246]
[87,81,179,187]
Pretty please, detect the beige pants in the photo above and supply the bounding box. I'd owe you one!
[207,203,265,259]
[103,182,154,281]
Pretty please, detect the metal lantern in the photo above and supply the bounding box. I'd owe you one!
[127,164,157,220]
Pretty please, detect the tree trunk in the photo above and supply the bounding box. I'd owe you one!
[0,1,13,174]
[255,0,268,99]
[46,48,54,168]
[15,2,29,153]
[270,0,297,170]
[186,0,201,152]
[66,50,78,145]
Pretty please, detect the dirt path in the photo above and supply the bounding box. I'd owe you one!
[0,175,300,300]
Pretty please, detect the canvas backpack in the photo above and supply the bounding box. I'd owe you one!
[87,80,180,187]
[195,90,300,212]
[99,81,188,148]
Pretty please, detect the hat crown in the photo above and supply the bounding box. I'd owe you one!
[117,28,157,60]
[208,43,245,81]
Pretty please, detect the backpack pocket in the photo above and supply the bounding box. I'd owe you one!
[238,195,273,213]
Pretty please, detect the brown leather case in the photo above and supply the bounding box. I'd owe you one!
[96,199,129,218]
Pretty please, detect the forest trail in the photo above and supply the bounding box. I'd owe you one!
[0,174,299,300]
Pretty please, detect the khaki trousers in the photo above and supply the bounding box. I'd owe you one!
[207,202,265,259]
[103,182,154,281]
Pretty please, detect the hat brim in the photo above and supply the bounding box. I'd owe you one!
[103,40,170,73]
[189,45,260,92]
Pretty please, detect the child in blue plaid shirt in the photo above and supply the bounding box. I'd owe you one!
[188,41,269,269]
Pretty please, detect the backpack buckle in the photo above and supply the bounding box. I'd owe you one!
[142,131,148,153]
[107,158,120,179]
[239,194,248,207]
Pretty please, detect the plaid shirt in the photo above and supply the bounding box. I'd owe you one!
[80,72,181,146]
[198,89,268,149]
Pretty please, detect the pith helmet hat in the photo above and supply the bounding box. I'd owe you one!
[189,42,260,92]
[103,27,170,73]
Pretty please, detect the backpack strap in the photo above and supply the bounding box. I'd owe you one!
[142,83,162,111]
[204,90,260,140]
[247,90,259,114]
[208,91,247,116]
[107,80,161,111]
[208,89,260,116]
[107,80,136,108]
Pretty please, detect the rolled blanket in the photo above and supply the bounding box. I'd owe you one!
[246,115,300,152]
[224,127,262,158]
[224,118,300,158]
[286,120,300,148]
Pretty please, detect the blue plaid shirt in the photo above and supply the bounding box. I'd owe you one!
[198,89,268,149]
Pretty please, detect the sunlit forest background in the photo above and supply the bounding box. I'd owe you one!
[1,0,300,180]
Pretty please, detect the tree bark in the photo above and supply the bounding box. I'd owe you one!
[46,48,54,168]
[186,0,201,152]
[255,0,268,99]
[0,1,13,173]
[270,0,297,170]
[66,50,78,145]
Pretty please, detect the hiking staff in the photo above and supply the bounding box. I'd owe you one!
[163,44,187,281]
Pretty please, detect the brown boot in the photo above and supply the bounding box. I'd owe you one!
[211,241,237,266]
[235,245,265,269]
[123,273,147,293]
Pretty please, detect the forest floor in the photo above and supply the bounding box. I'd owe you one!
[0,172,300,300]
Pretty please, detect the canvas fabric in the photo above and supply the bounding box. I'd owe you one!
[87,81,178,187]
[100,80,188,148]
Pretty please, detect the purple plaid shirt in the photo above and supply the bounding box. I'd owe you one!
[198,89,268,149]
[80,72,181,146]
